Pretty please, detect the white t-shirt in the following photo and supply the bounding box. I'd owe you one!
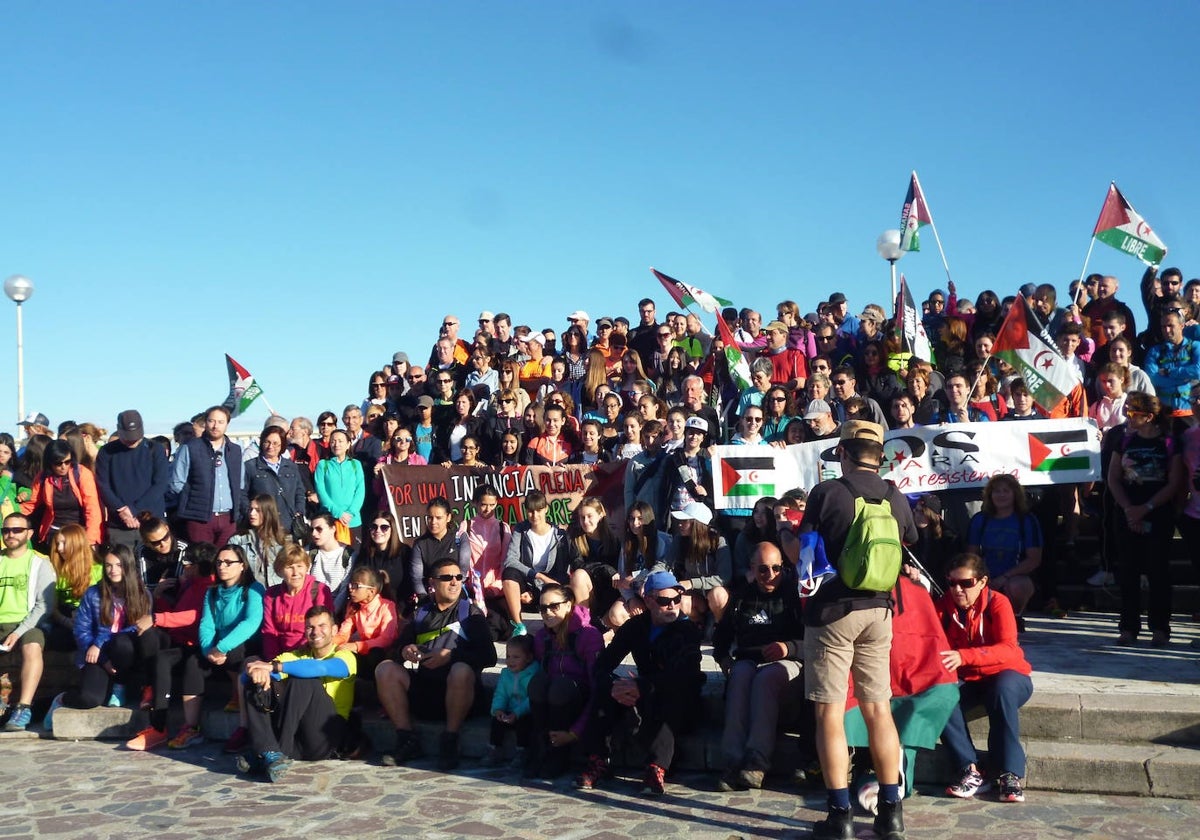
[527,528,557,575]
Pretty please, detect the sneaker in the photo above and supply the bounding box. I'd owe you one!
[223,697,240,713]
[437,731,460,771]
[381,730,424,767]
[1151,632,1170,648]
[736,767,765,790]
[168,725,203,750]
[1117,632,1137,646]
[510,621,527,637]
[138,686,154,711]
[223,726,249,754]
[263,750,293,783]
[234,751,263,776]
[873,798,905,840]
[3,704,32,732]
[812,807,854,840]
[716,767,745,792]
[126,726,169,751]
[43,692,66,732]
[641,763,666,796]
[574,753,610,790]
[1087,569,1115,587]
[106,684,126,708]
[946,766,985,799]
[996,772,1025,803]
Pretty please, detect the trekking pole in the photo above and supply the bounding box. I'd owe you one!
[902,545,943,598]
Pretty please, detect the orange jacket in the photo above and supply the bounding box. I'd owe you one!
[334,594,400,655]
[21,465,103,545]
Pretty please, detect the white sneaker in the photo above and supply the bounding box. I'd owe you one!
[1086,569,1114,586]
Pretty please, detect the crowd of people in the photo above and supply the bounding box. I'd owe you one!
[2,264,1197,837]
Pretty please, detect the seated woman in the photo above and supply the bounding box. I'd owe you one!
[497,360,531,416]
[525,584,603,778]
[571,419,613,466]
[456,485,513,637]
[609,501,671,629]
[308,513,355,609]
[454,435,486,468]
[713,542,805,791]
[124,542,219,751]
[59,544,151,713]
[353,513,413,609]
[562,498,622,627]
[478,389,526,465]
[937,552,1033,804]
[497,429,525,468]
[373,429,428,506]
[228,494,288,587]
[967,475,1042,622]
[45,524,101,651]
[501,491,569,637]
[262,542,334,662]
[668,502,732,624]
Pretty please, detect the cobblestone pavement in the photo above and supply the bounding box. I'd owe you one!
[6,737,1198,840]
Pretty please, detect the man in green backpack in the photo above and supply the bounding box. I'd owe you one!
[793,421,917,840]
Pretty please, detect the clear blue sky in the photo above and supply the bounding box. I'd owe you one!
[3,2,1198,436]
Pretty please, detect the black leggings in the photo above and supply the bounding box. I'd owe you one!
[65,634,140,709]
[528,671,585,735]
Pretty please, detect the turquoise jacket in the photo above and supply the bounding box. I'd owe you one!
[314,456,366,527]
[198,581,266,654]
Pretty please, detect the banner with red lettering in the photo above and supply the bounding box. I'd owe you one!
[381,462,628,545]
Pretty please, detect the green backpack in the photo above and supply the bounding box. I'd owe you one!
[836,478,902,592]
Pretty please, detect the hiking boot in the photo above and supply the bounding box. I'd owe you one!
[737,767,765,790]
[3,704,33,732]
[126,726,169,751]
[263,750,293,783]
[381,729,424,767]
[168,725,203,750]
[437,731,460,771]
[946,766,985,799]
[223,726,249,753]
[574,753,610,790]
[812,807,854,840]
[873,798,905,839]
[996,772,1025,803]
[641,763,666,796]
[716,767,745,792]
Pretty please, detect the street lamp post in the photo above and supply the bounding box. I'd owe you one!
[875,230,904,304]
[4,274,35,428]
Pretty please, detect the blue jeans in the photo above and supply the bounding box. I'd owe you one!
[940,669,1033,777]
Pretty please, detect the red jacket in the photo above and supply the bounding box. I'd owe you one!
[936,586,1032,681]
[153,573,216,647]
[21,465,104,545]
[261,575,334,660]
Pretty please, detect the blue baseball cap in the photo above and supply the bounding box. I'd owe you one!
[643,570,681,594]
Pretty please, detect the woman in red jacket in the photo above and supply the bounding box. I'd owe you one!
[20,439,103,548]
[936,552,1033,805]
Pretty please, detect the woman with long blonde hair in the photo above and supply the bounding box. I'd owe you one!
[47,524,101,648]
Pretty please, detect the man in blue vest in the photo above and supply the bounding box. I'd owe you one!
[169,405,244,547]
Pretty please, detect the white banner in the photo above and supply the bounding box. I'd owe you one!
[713,419,1102,509]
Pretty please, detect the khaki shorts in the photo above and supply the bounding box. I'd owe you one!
[804,607,893,705]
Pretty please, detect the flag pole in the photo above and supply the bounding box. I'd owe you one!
[913,172,953,286]
[260,395,280,417]
[1074,237,1098,307]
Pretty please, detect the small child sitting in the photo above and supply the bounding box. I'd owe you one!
[334,567,400,701]
[485,635,540,768]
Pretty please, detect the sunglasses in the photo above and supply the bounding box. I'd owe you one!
[370,523,391,532]
[318,421,335,427]
[393,435,412,442]
[653,594,683,606]
[148,533,173,547]
[348,583,377,591]
[756,564,783,574]
[946,577,979,590]
[434,573,464,582]
[1,526,30,535]
[539,600,569,612]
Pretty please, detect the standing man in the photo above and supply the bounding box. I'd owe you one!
[762,320,809,392]
[490,313,517,359]
[375,556,497,770]
[1082,274,1137,349]
[789,421,917,840]
[170,405,244,547]
[237,605,359,782]
[428,314,470,368]
[95,409,171,551]
[628,298,659,352]
[0,513,55,731]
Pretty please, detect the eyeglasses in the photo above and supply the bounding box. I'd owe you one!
[318,420,335,427]
[946,577,979,590]
[757,564,783,574]
[371,382,386,389]
[653,594,683,607]
[216,559,245,568]
[348,583,377,591]
[370,523,391,532]
[463,444,479,451]
[433,573,464,582]
[1,526,30,535]
[539,600,569,612]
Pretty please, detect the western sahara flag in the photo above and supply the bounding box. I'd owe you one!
[651,267,732,315]
[991,295,1081,413]
[1093,183,1167,267]
[714,312,752,391]
[1028,428,1091,472]
[223,354,264,418]
[719,455,777,499]
[899,171,933,252]
[894,273,934,362]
